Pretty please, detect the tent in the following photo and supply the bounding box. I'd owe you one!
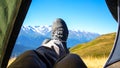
[104,0,120,68]
[0,0,120,68]
[0,0,31,68]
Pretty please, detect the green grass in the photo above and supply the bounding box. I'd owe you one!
[70,32,116,58]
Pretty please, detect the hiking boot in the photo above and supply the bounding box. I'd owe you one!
[51,18,69,54]
[52,18,69,42]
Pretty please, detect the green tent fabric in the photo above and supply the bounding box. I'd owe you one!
[0,0,31,68]
[0,0,22,57]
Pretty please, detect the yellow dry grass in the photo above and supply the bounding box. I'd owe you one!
[82,56,108,68]
[7,58,16,67]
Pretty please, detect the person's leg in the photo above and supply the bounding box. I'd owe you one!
[35,39,69,68]
[35,18,69,67]
[8,50,48,68]
[54,54,87,68]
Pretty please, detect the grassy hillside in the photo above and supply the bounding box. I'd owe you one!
[70,32,116,58]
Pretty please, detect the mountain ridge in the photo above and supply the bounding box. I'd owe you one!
[11,25,100,57]
[20,25,100,47]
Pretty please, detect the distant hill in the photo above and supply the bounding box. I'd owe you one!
[70,32,116,58]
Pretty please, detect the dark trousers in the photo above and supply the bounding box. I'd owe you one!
[8,46,87,68]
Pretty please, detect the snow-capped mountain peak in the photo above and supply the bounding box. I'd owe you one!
[22,25,51,35]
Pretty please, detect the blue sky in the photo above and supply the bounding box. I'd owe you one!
[23,0,117,34]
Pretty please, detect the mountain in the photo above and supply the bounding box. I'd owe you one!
[11,25,99,57]
[16,26,51,48]
[68,30,99,47]
[70,32,116,58]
